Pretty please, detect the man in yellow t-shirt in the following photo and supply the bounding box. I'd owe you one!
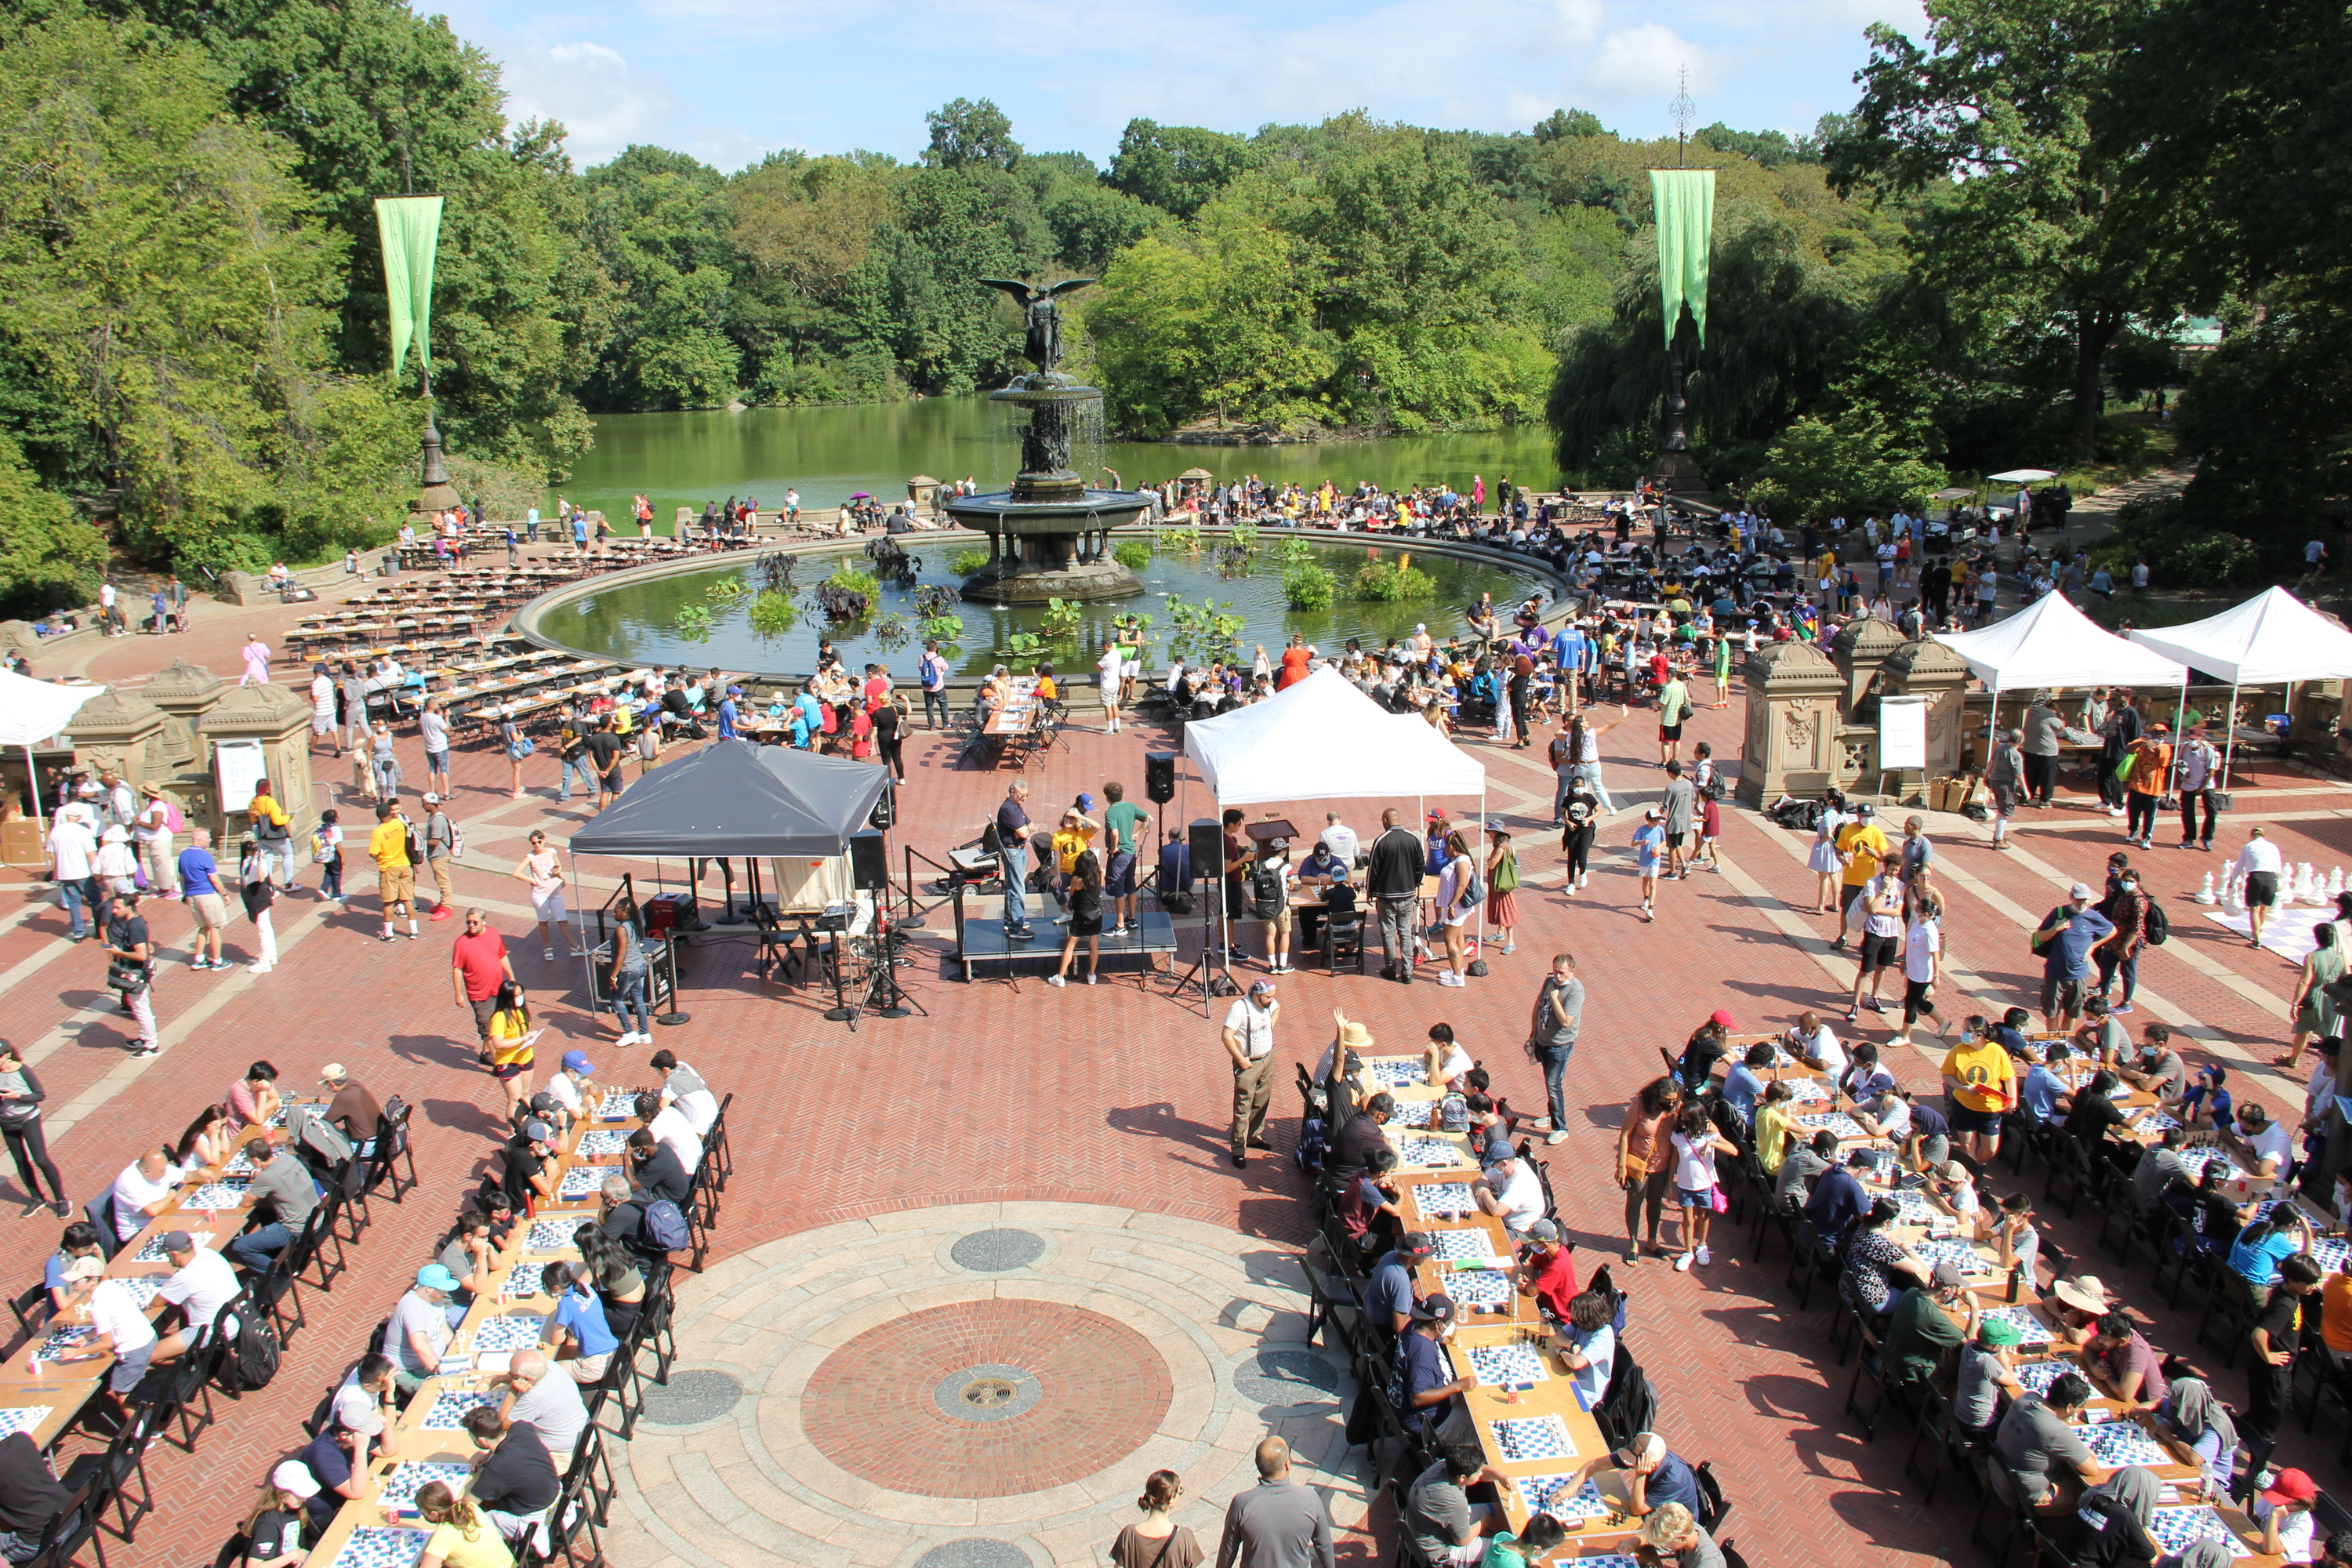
[1831,804,1892,947]
[367,800,419,942]
[1940,1026,2017,1162]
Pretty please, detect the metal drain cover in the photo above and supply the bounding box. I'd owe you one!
[931,1363,1041,1422]
[637,1367,744,1427]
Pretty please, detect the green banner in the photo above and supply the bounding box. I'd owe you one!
[1650,169,1715,350]
[373,195,445,379]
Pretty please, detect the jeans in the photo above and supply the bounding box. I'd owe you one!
[922,688,949,728]
[1574,762,1613,813]
[1000,844,1029,930]
[321,856,343,901]
[1539,1043,1573,1131]
[229,1221,292,1272]
[1564,826,1595,881]
[125,984,157,1051]
[267,839,296,887]
[1375,895,1417,980]
[612,968,649,1036]
[58,877,93,937]
[2126,793,2160,839]
[2096,947,2139,1004]
[2180,789,2216,845]
[559,757,591,801]
[2,1120,64,1205]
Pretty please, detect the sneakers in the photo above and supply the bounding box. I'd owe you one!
[1696,1244,1713,1265]
[249,963,273,975]
[1438,971,1465,986]
[1045,975,1066,987]
[2112,1003,2134,1014]
[543,948,556,960]
[378,931,397,942]
[1673,1251,1694,1272]
[132,1045,158,1059]
[428,906,454,921]
[1083,974,1097,985]
[1545,1129,1570,1145]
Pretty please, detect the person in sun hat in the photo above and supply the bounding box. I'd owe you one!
[2049,1274,2114,1345]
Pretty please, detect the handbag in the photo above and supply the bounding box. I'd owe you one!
[106,960,151,994]
[1709,1185,1729,1214]
[2208,791,2234,813]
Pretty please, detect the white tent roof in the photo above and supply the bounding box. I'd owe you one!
[1931,591,2187,691]
[2126,587,2352,685]
[1181,666,1485,804]
[0,670,100,747]
[1987,468,2057,483]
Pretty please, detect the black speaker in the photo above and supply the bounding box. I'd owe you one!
[869,786,895,830]
[1144,752,1178,805]
[1186,818,1221,889]
[848,830,888,891]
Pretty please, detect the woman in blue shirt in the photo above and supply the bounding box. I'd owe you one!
[2227,1209,2314,1301]
[540,1260,619,1383]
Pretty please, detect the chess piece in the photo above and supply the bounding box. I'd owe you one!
[2332,866,2347,902]
[2299,862,2320,905]
[2195,873,2217,906]
[2223,873,2244,915]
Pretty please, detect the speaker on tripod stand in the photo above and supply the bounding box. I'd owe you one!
[1173,817,1236,1004]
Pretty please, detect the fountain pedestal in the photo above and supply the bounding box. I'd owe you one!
[946,365,1149,604]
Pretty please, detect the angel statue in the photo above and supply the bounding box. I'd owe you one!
[978,277,1096,374]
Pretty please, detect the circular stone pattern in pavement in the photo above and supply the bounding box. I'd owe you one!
[802,1299,1173,1499]
[949,1227,1047,1272]
[913,1542,1031,1568]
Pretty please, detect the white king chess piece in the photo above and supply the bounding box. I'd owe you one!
[2332,866,2347,902]
[2195,872,2217,906]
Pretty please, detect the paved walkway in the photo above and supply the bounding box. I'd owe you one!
[8,582,2352,1563]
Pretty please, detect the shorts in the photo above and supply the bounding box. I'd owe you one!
[2245,872,2278,909]
[1659,723,1682,741]
[1675,1185,1711,1210]
[532,889,568,924]
[108,1340,154,1395]
[1120,659,1142,678]
[1270,902,1294,933]
[2041,971,2086,1018]
[189,892,230,931]
[1948,1103,2004,1136]
[426,749,450,774]
[1100,677,1118,696]
[379,865,416,906]
[1105,851,1136,898]
[470,995,500,1042]
[1858,932,1900,973]
[490,1058,532,1081]
[311,714,333,736]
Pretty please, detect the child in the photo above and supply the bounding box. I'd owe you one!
[1632,808,1666,923]
[1692,743,1722,870]
[1668,1100,1737,1272]
[314,809,345,908]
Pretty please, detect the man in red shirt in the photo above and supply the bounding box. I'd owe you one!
[1515,1218,1578,1319]
[450,909,517,1047]
[1276,636,1312,692]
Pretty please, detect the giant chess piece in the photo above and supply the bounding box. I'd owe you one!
[2223,872,2244,915]
[2194,872,2217,906]
[2299,862,2322,905]
[2332,866,2347,903]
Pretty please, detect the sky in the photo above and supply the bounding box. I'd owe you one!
[441,0,1931,174]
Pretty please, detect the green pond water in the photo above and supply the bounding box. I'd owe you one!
[550,398,1562,528]
[531,539,1553,680]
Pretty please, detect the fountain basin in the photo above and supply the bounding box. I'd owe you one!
[945,487,1153,605]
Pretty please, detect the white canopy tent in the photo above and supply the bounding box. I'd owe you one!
[2129,587,2352,787]
[1932,590,2189,749]
[1181,666,1489,963]
[0,670,101,815]
[1986,467,2057,521]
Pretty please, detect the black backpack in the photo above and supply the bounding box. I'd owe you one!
[2143,900,2169,946]
[233,1313,282,1390]
[1250,860,1285,920]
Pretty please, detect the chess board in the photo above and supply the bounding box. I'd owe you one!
[470,1315,545,1353]
[597,1091,639,1120]
[1520,1474,1612,1523]
[374,1462,473,1515]
[1447,1270,1516,1312]
[264,1105,290,1129]
[575,1130,630,1158]
[2074,1418,2169,1468]
[32,1325,93,1359]
[1559,1556,1640,1568]
[1428,1229,1497,1263]
[419,1389,500,1430]
[0,1407,50,1440]
[1977,1306,2053,1347]
[523,1219,578,1250]
[2132,1109,2183,1134]
[1784,1079,1832,1106]
[2147,1508,2251,1557]
[1883,1189,1939,1225]
[2014,1359,2069,1395]
[2179,1149,2245,1182]
[1798,1112,1868,1141]
[133,1229,211,1262]
[2314,1237,2351,1273]
[1912,1238,1990,1278]
[1365,1058,1428,1090]
[499,1270,549,1301]
[183,1181,250,1210]
[1462,1342,1550,1387]
[1414,1182,1475,1220]
[1399,1135,1461,1167]
[113,1276,163,1311]
[556,1167,605,1201]
[323,1525,431,1568]
[1490,1414,1577,1461]
[220,1149,260,1176]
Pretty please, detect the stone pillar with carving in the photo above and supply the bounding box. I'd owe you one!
[1832,616,1907,715]
[65,689,173,789]
[1736,640,1848,806]
[142,659,228,777]
[201,682,318,844]
[1882,638,1975,792]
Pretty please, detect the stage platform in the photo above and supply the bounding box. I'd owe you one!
[951,907,1181,983]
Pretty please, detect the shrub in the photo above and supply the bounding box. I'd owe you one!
[950,547,990,575]
[826,559,881,600]
[1355,561,1435,602]
[1112,539,1151,572]
[2087,496,2263,588]
[748,590,797,637]
[1283,563,1338,611]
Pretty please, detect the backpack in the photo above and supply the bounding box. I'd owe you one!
[162,798,186,835]
[405,825,425,866]
[1250,860,1285,920]
[1293,1112,1327,1176]
[641,1197,692,1254]
[2143,900,2169,946]
[288,1102,354,1169]
[1437,1090,1470,1134]
[446,818,465,858]
[233,1312,282,1390]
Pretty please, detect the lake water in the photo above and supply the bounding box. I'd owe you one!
[551,399,1561,527]
[530,537,1552,680]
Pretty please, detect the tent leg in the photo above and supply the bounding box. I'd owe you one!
[2220,681,2241,790]
[24,746,39,819]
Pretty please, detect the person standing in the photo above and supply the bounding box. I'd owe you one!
[177,827,232,970]
[1102,783,1148,936]
[1433,830,1475,987]
[1484,824,1519,956]
[2020,691,2063,808]
[556,706,591,805]
[2122,726,2172,849]
[238,838,278,975]
[1367,807,1424,985]
[45,804,97,942]
[452,908,517,1055]
[582,717,625,811]
[338,660,372,762]
[1985,728,2024,850]
[995,781,1034,941]
[417,697,452,800]
[308,666,336,756]
[1098,639,1124,734]
[2095,868,2151,1016]
[2033,881,2114,1033]
[1632,808,1666,923]
[1847,867,1905,1020]
[2176,724,2221,849]
[1527,953,1583,1146]
[103,892,159,1058]
[511,830,574,960]
[1109,1470,1202,1568]
[1221,978,1278,1167]
[1656,670,1691,767]
[1559,778,1599,896]
[239,633,270,687]
[249,777,296,888]
[917,641,952,730]
[417,794,458,920]
[131,782,179,900]
[1660,760,1696,880]
[2234,826,2285,949]
[368,800,420,942]
[1046,847,1105,988]
[0,1042,65,1215]
[1214,1437,1334,1568]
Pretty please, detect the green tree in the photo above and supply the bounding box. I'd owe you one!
[1828,0,2165,460]
[1533,109,1610,142]
[0,432,103,615]
[1744,411,1947,522]
[922,97,1020,171]
[1107,119,1255,218]
[583,144,741,409]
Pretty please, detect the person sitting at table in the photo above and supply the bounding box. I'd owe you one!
[2227,1099,2296,1189]
[1884,1258,1976,1393]
[293,1374,396,1534]
[1784,1011,1846,1076]
[2062,1069,2133,1156]
[1510,1217,1577,1321]
[176,1104,235,1171]
[2055,1467,2163,1568]
[1298,840,1349,887]
[1481,1514,1569,1568]
[1422,1024,1472,1089]
[1552,1289,1616,1405]
[648,1048,718,1138]
[224,1060,282,1131]
[1637,1502,1726,1568]
[107,1145,185,1244]
[633,1091,702,1174]
[2168,1063,2233,1131]
[1955,1316,2027,1443]
[1802,1148,1873,1250]
[1850,1085,1913,1146]
[1359,1230,1430,1338]
[436,1205,501,1319]
[2120,1025,2188,1098]
[411,1479,517,1568]
[1836,1042,1896,1102]
[494,1348,588,1468]
[41,1221,103,1319]
[227,1127,322,1274]
[1993,1370,2104,1511]
[54,1254,158,1418]
[626,1127,691,1207]
[2155,1374,2240,1499]
[1388,1294,1471,1439]
[0,1431,69,1562]
[241,1461,321,1566]
[573,1226,648,1341]
[386,1264,462,1395]
[539,1260,619,1385]
[1472,1148,1544,1238]
[1404,1444,1508,1566]
[496,1119,557,1213]
[2083,1311,2165,1414]
[153,1229,239,1365]
[463,1403,559,1551]
[2227,1206,2315,1305]
[1720,1044,1773,1124]
[1840,1197,1930,1326]
[1571,1430,1701,1521]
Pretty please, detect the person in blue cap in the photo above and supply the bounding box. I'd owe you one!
[716,685,741,740]
[546,1049,600,1123]
[388,1263,463,1392]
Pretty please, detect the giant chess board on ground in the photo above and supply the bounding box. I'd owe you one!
[2147,1508,2252,1557]
[1490,1414,1576,1461]
[323,1526,431,1568]
[1461,1342,1549,1386]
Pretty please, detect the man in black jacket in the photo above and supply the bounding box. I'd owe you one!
[627,1128,691,1206]
[462,1405,559,1547]
[1365,808,1425,983]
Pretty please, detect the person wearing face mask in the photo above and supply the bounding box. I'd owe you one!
[2093,869,2151,1017]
